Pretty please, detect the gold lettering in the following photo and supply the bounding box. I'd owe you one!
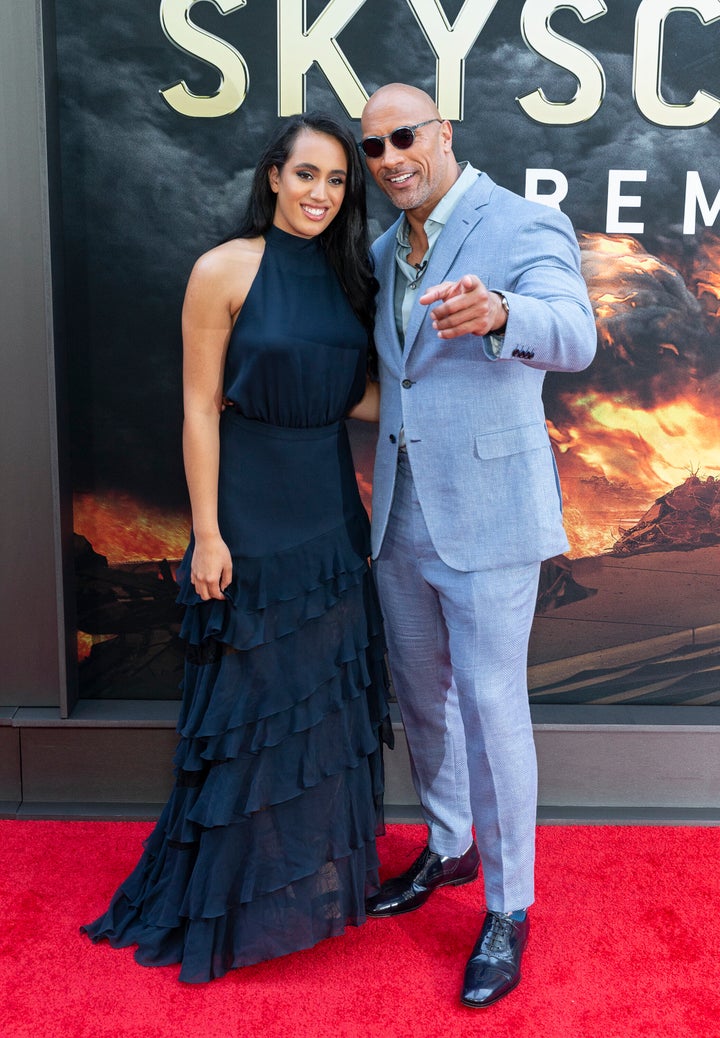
[159,0,249,118]
[633,0,720,127]
[405,0,501,119]
[518,0,607,125]
[277,0,368,117]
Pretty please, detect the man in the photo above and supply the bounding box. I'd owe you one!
[360,84,596,1008]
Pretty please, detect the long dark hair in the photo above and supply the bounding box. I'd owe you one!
[227,113,378,358]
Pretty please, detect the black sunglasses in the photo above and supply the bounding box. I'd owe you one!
[359,118,443,158]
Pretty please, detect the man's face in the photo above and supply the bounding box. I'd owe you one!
[360,97,452,216]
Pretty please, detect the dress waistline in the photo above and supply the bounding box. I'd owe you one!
[222,405,342,441]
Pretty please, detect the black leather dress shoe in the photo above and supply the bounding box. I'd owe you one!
[366,842,480,917]
[461,911,529,1008]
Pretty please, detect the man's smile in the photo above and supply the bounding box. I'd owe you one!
[385,171,415,185]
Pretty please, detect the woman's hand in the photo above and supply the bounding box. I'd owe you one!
[190,533,233,600]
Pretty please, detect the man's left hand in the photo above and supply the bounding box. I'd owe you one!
[419,275,506,339]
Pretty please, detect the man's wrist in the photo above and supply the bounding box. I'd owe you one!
[491,291,509,334]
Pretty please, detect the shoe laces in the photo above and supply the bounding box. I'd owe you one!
[403,845,431,878]
[485,912,513,954]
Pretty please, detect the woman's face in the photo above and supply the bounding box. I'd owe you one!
[269,129,348,238]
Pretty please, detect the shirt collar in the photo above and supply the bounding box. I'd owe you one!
[395,161,478,246]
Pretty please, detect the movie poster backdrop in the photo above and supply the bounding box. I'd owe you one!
[56,0,720,703]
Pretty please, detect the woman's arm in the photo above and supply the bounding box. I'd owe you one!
[347,376,380,422]
[181,240,262,600]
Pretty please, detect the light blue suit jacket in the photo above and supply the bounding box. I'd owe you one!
[371,172,597,571]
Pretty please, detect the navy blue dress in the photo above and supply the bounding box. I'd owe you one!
[82,226,390,983]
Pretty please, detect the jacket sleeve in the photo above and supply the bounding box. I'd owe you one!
[482,205,597,373]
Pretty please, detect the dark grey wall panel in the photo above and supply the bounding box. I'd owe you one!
[387,710,720,823]
[20,727,177,803]
[0,723,21,804]
[2,707,719,821]
[0,2,66,708]
[535,727,720,810]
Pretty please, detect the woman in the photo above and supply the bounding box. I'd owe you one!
[82,113,390,983]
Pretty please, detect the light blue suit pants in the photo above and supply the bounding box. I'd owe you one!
[374,451,539,912]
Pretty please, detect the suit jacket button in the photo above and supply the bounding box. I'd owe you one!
[389,434,397,443]
[401,378,413,388]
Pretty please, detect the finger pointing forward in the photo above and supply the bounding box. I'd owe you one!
[419,275,502,338]
[419,274,479,307]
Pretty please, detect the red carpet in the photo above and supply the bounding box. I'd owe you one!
[1,821,718,1038]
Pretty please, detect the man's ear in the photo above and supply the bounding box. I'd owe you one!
[440,119,453,153]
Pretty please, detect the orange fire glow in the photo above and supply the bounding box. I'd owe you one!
[75,393,719,571]
[552,393,720,556]
[74,233,720,569]
[74,492,190,566]
[689,238,720,315]
[355,470,373,516]
[550,232,720,557]
[581,233,668,272]
[557,393,720,488]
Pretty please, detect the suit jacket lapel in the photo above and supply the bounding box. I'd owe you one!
[373,219,404,375]
[402,174,494,359]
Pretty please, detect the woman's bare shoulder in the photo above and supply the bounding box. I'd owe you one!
[186,237,266,318]
[191,236,265,280]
